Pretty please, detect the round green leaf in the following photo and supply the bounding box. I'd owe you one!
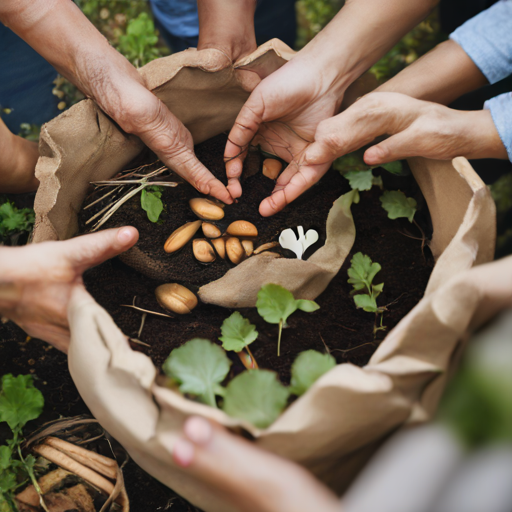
[290,350,336,396]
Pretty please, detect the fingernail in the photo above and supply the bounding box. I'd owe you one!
[304,146,320,164]
[184,416,213,445]
[364,147,381,165]
[117,227,134,244]
[173,439,195,467]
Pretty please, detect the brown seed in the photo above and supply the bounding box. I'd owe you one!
[253,241,280,254]
[155,283,197,314]
[202,222,221,238]
[193,239,216,263]
[211,237,226,259]
[262,158,282,180]
[164,220,202,253]
[226,220,258,238]
[226,237,245,265]
[189,198,225,220]
[241,240,254,257]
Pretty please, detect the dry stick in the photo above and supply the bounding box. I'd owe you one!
[331,341,377,355]
[319,334,331,355]
[129,338,150,347]
[83,185,122,210]
[86,190,135,225]
[137,313,147,339]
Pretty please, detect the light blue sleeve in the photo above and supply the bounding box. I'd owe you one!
[450,0,512,84]
[485,93,512,161]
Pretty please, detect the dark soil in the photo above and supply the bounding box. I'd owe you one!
[80,133,434,378]
[1,133,434,512]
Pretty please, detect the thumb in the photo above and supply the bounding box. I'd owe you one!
[364,130,416,166]
[64,226,139,275]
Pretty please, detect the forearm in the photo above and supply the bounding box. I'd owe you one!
[197,0,257,61]
[0,0,145,102]
[376,40,488,105]
[297,0,439,93]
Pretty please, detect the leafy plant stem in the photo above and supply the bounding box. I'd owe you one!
[17,443,49,512]
[245,346,258,369]
[277,320,283,357]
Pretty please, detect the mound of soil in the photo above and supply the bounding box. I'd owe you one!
[80,133,434,377]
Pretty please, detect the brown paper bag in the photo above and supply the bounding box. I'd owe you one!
[31,42,496,512]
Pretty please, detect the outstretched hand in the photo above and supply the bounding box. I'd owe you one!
[305,92,508,168]
[0,227,138,352]
[224,54,347,216]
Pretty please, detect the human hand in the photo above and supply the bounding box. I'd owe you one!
[0,227,138,353]
[173,416,340,512]
[224,52,347,216]
[0,0,232,204]
[305,92,508,168]
[0,118,39,193]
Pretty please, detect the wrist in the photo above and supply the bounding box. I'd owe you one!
[463,110,508,160]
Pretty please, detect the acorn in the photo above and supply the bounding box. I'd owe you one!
[226,237,245,265]
[193,239,216,263]
[202,222,222,238]
[211,237,226,259]
[155,283,197,314]
[189,198,224,220]
[226,220,258,238]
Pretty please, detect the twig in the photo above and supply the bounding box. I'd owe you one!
[319,334,331,355]
[129,338,150,347]
[331,341,377,354]
[137,313,147,339]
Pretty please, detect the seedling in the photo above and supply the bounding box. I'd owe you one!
[380,190,417,223]
[0,201,35,245]
[347,252,386,333]
[256,284,319,356]
[219,312,259,369]
[279,226,319,259]
[289,350,336,396]
[0,374,47,511]
[334,150,406,176]
[140,185,164,223]
[163,338,231,408]
[344,169,383,192]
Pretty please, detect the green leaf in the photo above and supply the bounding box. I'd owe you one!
[290,350,336,396]
[0,374,44,432]
[256,284,298,325]
[219,312,258,352]
[0,447,11,471]
[295,300,320,313]
[354,294,379,312]
[380,190,417,222]
[345,170,375,191]
[223,370,289,428]
[333,151,370,173]
[162,339,231,408]
[0,202,34,237]
[0,469,17,495]
[381,161,404,175]
[347,252,382,293]
[140,186,164,223]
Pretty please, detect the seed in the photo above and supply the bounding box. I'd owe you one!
[189,198,225,220]
[254,241,280,254]
[155,283,197,315]
[242,240,253,257]
[226,220,258,237]
[193,239,216,263]
[262,159,282,180]
[226,237,245,265]
[211,237,226,259]
[164,220,202,253]
[202,222,221,238]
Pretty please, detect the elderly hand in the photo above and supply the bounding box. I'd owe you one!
[0,0,233,204]
[0,227,138,353]
[305,92,508,168]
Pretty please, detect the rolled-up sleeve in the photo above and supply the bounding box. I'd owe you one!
[450,0,512,84]
[485,93,512,161]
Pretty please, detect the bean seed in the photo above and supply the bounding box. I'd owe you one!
[262,158,282,180]
[164,220,202,253]
[226,237,245,264]
[202,222,221,238]
[193,239,216,263]
[189,198,225,220]
[226,220,258,237]
[155,283,197,314]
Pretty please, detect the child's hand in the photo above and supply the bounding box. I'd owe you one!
[0,118,39,193]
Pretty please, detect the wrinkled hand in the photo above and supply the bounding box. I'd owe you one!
[224,55,346,216]
[305,92,508,168]
[0,227,138,352]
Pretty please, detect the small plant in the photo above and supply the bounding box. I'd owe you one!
[140,185,164,223]
[163,338,335,428]
[347,252,386,333]
[380,190,417,223]
[219,312,259,369]
[117,12,161,68]
[0,374,45,511]
[256,284,320,356]
[334,150,405,177]
[0,201,35,245]
[344,169,383,192]
[289,350,336,396]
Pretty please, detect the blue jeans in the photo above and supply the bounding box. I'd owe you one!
[0,24,60,134]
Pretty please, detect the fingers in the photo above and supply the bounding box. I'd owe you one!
[259,160,330,217]
[225,90,266,194]
[63,227,139,275]
[364,129,418,166]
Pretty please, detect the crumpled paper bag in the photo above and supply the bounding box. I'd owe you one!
[66,154,495,512]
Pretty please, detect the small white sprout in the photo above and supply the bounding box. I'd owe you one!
[279,226,319,260]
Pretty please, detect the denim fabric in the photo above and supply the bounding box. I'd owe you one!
[450,0,512,161]
[149,0,297,52]
[0,24,60,134]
